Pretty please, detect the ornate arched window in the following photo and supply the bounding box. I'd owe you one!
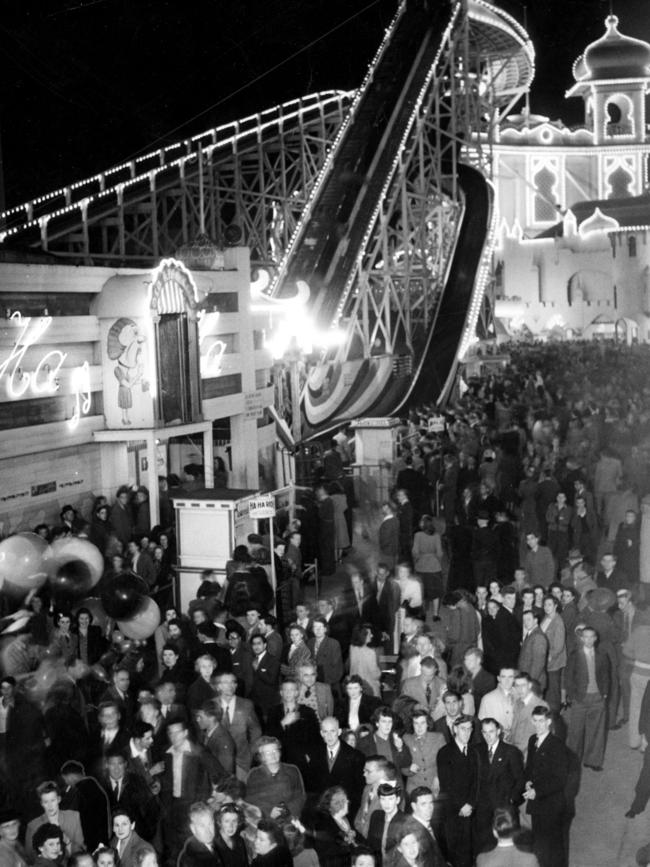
[149,258,202,425]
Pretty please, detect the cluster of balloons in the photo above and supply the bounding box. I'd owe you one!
[0,531,160,640]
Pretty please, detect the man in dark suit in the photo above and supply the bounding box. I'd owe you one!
[399,657,446,716]
[306,716,366,819]
[224,621,254,696]
[102,750,159,841]
[564,625,610,771]
[408,786,447,867]
[474,718,525,853]
[308,618,344,688]
[596,551,628,593]
[159,718,212,865]
[523,705,568,867]
[373,562,401,653]
[318,598,351,657]
[432,692,463,744]
[396,456,429,519]
[266,679,320,779]
[249,633,281,722]
[126,539,156,590]
[463,648,496,709]
[345,571,378,628]
[436,715,480,867]
[258,612,284,659]
[518,610,549,694]
[60,760,111,854]
[140,698,172,764]
[395,489,415,559]
[195,701,236,782]
[88,701,131,775]
[125,720,165,793]
[214,671,262,780]
[99,666,136,728]
[155,682,188,725]
[178,801,219,867]
[378,503,400,570]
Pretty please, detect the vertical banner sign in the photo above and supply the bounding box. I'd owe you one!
[249,495,277,608]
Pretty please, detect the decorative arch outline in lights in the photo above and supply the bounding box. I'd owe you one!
[604,154,636,199]
[530,156,560,224]
[603,92,635,137]
[148,257,199,316]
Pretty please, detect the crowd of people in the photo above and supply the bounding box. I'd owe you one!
[0,340,649,867]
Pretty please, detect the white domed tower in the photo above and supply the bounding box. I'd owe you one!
[567,14,650,145]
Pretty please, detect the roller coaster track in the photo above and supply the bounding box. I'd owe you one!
[269,0,533,435]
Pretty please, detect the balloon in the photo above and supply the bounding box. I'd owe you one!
[90,663,110,683]
[44,538,104,602]
[73,597,109,632]
[0,532,48,596]
[23,659,62,705]
[100,572,148,619]
[117,596,161,640]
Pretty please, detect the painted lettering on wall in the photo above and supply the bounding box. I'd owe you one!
[0,312,67,399]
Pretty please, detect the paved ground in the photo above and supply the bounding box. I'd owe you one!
[571,729,649,867]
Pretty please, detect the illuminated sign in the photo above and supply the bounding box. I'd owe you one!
[69,361,92,429]
[0,312,66,399]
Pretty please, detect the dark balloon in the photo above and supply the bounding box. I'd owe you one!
[45,537,106,603]
[100,572,148,619]
[48,560,96,603]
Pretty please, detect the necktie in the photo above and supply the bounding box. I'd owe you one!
[253,657,259,670]
[462,746,467,756]
[489,746,495,763]
[305,688,311,698]
[328,750,335,770]
[425,684,432,705]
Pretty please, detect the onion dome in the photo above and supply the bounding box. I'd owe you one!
[578,207,620,237]
[573,15,650,82]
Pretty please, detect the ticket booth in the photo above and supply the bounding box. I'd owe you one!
[350,418,400,507]
[171,487,258,610]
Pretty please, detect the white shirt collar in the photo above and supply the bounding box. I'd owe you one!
[167,740,192,756]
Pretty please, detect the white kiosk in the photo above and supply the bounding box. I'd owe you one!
[350,418,400,507]
[171,487,258,611]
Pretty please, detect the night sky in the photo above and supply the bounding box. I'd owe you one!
[0,0,646,209]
